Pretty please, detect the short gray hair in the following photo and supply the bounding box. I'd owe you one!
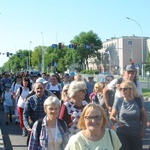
[44,96,60,111]
[68,81,86,98]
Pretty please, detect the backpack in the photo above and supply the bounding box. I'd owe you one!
[12,82,16,92]
[48,84,62,99]
[19,86,32,96]
[36,118,67,142]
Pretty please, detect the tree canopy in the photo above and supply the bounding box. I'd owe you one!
[1,30,103,73]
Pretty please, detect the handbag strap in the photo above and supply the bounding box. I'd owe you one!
[109,129,114,150]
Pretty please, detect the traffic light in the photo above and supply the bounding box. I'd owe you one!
[58,43,62,49]
[74,43,77,49]
[6,52,9,57]
[91,43,94,49]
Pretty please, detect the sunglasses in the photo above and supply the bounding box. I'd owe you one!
[84,115,102,122]
[119,88,131,91]
[79,89,86,93]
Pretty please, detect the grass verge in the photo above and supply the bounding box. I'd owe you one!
[142,88,150,97]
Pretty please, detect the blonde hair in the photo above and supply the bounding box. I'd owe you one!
[120,81,139,98]
[93,82,103,93]
[61,84,70,101]
[78,103,108,130]
[74,74,82,81]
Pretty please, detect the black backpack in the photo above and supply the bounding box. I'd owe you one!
[36,118,67,142]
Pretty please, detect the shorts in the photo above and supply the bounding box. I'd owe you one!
[4,105,13,114]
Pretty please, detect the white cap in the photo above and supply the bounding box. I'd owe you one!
[36,77,48,84]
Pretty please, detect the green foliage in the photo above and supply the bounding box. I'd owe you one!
[145,53,150,72]
[1,30,102,73]
[70,30,102,70]
[80,69,100,74]
[3,49,29,72]
[142,88,150,97]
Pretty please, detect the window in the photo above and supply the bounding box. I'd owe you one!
[128,41,132,45]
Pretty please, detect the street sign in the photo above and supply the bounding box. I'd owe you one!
[52,44,57,48]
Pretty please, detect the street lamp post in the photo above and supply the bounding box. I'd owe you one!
[41,32,44,73]
[126,17,143,78]
[29,41,32,70]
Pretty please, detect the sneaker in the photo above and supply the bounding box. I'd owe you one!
[22,130,27,137]
[15,118,19,124]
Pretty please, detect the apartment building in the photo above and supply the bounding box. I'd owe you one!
[88,35,149,75]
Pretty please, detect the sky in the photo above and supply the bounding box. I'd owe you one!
[0,0,150,67]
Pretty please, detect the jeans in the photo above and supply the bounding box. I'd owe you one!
[117,131,142,150]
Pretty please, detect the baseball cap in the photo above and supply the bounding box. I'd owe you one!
[36,77,48,84]
[5,83,11,88]
[125,64,136,72]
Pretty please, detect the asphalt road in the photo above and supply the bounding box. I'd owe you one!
[0,104,27,150]
[0,100,150,150]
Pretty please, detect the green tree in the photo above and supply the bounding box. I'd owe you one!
[70,30,102,70]
[31,46,43,71]
[145,52,150,71]
[45,46,70,73]
[3,50,29,72]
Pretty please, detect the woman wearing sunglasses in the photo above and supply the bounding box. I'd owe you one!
[59,81,88,136]
[65,103,121,150]
[110,81,147,150]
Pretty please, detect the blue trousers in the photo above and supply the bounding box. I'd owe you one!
[117,131,142,150]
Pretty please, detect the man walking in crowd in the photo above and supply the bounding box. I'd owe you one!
[47,74,62,99]
[86,75,96,97]
[103,64,143,112]
[23,82,47,145]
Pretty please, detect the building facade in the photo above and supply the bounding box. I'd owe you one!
[88,35,149,75]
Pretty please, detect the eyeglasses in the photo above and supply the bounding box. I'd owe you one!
[84,115,102,122]
[119,88,131,91]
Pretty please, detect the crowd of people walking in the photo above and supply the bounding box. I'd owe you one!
[0,64,149,150]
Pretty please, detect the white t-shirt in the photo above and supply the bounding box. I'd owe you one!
[48,83,62,91]
[17,87,30,108]
[65,129,121,150]
[47,127,62,150]
[11,82,22,93]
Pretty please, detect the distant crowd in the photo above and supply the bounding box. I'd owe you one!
[0,64,149,150]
